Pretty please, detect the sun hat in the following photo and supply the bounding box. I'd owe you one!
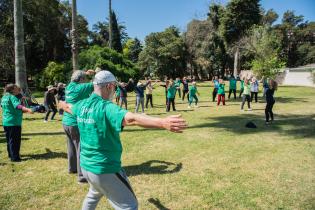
[93,70,117,85]
[137,81,142,86]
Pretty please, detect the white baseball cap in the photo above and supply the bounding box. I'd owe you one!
[93,70,117,85]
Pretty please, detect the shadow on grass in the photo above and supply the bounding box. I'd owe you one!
[189,114,315,139]
[124,160,182,177]
[148,198,170,210]
[22,132,64,136]
[0,136,30,144]
[21,148,67,160]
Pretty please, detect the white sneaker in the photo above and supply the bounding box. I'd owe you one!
[240,109,244,112]
[44,120,48,123]
[188,106,191,109]
[248,108,252,111]
[194,105,199,108]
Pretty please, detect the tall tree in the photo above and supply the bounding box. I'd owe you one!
[14,0,28,92]
[221,0,261,76]
[110,11,123,53]
[71,0,79,71]
[108,0,112,49]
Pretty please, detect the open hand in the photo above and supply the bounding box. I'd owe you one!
[162,114,188,133]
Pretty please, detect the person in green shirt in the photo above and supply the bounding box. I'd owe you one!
[62,69,95,183]
[240,78,252,111]
[188,82,199,108]
[217,79,226,106]
[239,78,245,98]
[1,84,33,162]
[115,85,120,105]
[59,70,187,210]
[175,77,182,99]
[228,75,237,99]
[166,80,177,112]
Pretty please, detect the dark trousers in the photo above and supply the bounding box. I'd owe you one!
[145,94,153,108]
[228,89,236,99]
[251,92,258,103]
[63,125,85,181]
[176,88,181,98]
[241,95,251,109]
[4,126,22,161]
[212,88,218,102]
[166,98,176,112]
[120,97,127,109]
[239,88,244,98]
[182,90,189,101]
[115,96,120,105]
[217,94,226,105]
[45,104,57,120]
[265,101,275,122]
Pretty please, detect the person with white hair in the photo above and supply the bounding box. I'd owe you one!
[62,69,95,183]
[250,77,259,103]
[59,70,187,210]
[188,81,199,108]
[134,80,149,113]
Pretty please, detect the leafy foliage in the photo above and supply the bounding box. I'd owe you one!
[79,46,139,81]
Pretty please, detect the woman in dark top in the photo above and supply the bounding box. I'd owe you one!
[265,79,277,125]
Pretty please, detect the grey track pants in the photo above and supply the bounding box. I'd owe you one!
[63,125,85,181]
[82,169,138,210]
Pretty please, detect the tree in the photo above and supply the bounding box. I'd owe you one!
[221,0,261,76]
[71,0,79,71]
[108,0,112,49]
[110,11,123,53]
[138,26,187,78]
[262,9,279,25]
[247,26,285,78]
[14,0,28,92]
[123,38,142,63]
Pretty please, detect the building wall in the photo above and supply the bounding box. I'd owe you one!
[280,70,315,87]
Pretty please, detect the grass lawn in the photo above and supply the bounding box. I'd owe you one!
[0,82,315,210]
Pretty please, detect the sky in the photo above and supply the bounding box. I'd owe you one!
[77,0,315,41]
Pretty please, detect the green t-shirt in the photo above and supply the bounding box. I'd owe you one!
[229,79,237,90]
[217,84,225,95]
[115,87,120,97]
[72,93,128,174]
[243,84,251,95]
[240,80,244,89]
[189,86,197,97]
[1,93,23,126]
[167,85,176,99]
[175,80,181,88]
[62,82,94,126]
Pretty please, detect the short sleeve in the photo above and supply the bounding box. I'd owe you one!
[105,103,128,132]
[80,83,94,95]
[11,95,21,108]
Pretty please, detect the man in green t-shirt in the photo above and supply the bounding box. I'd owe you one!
[62,69,95,183]
[1,84,33,162]
[167,80,177,112]
[60,70,187,210]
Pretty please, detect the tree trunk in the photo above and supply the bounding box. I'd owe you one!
[233,47,239,77]
[14,0,28,93]
[71,0,79,71]
[108,0,112,49]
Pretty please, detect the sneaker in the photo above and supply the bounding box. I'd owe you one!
[265,121,270,125]
[78,178,88,184]
[44,120,48,123]
[248,108,252,111]
[240,109,244,112]
[187,106,191,109]
[194,105,199,108]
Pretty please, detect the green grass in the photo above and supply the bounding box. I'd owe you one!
[0,83,315,210]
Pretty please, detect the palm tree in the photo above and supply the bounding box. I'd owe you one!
[71,0,79,71]
[14,0,28,94]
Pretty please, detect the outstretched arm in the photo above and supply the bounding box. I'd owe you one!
[123,113,187,133]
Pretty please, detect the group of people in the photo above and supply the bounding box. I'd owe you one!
[1,68,278,209]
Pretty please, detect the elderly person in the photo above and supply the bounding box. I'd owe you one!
[1,84,33,162]
[62,69,95,183]
[44,85,57,122]
[251,77,259,103]
[59,70,187,210]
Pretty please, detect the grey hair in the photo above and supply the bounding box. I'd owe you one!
[71,70,86,82]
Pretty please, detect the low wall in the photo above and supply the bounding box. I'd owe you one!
[278,69,315,87]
